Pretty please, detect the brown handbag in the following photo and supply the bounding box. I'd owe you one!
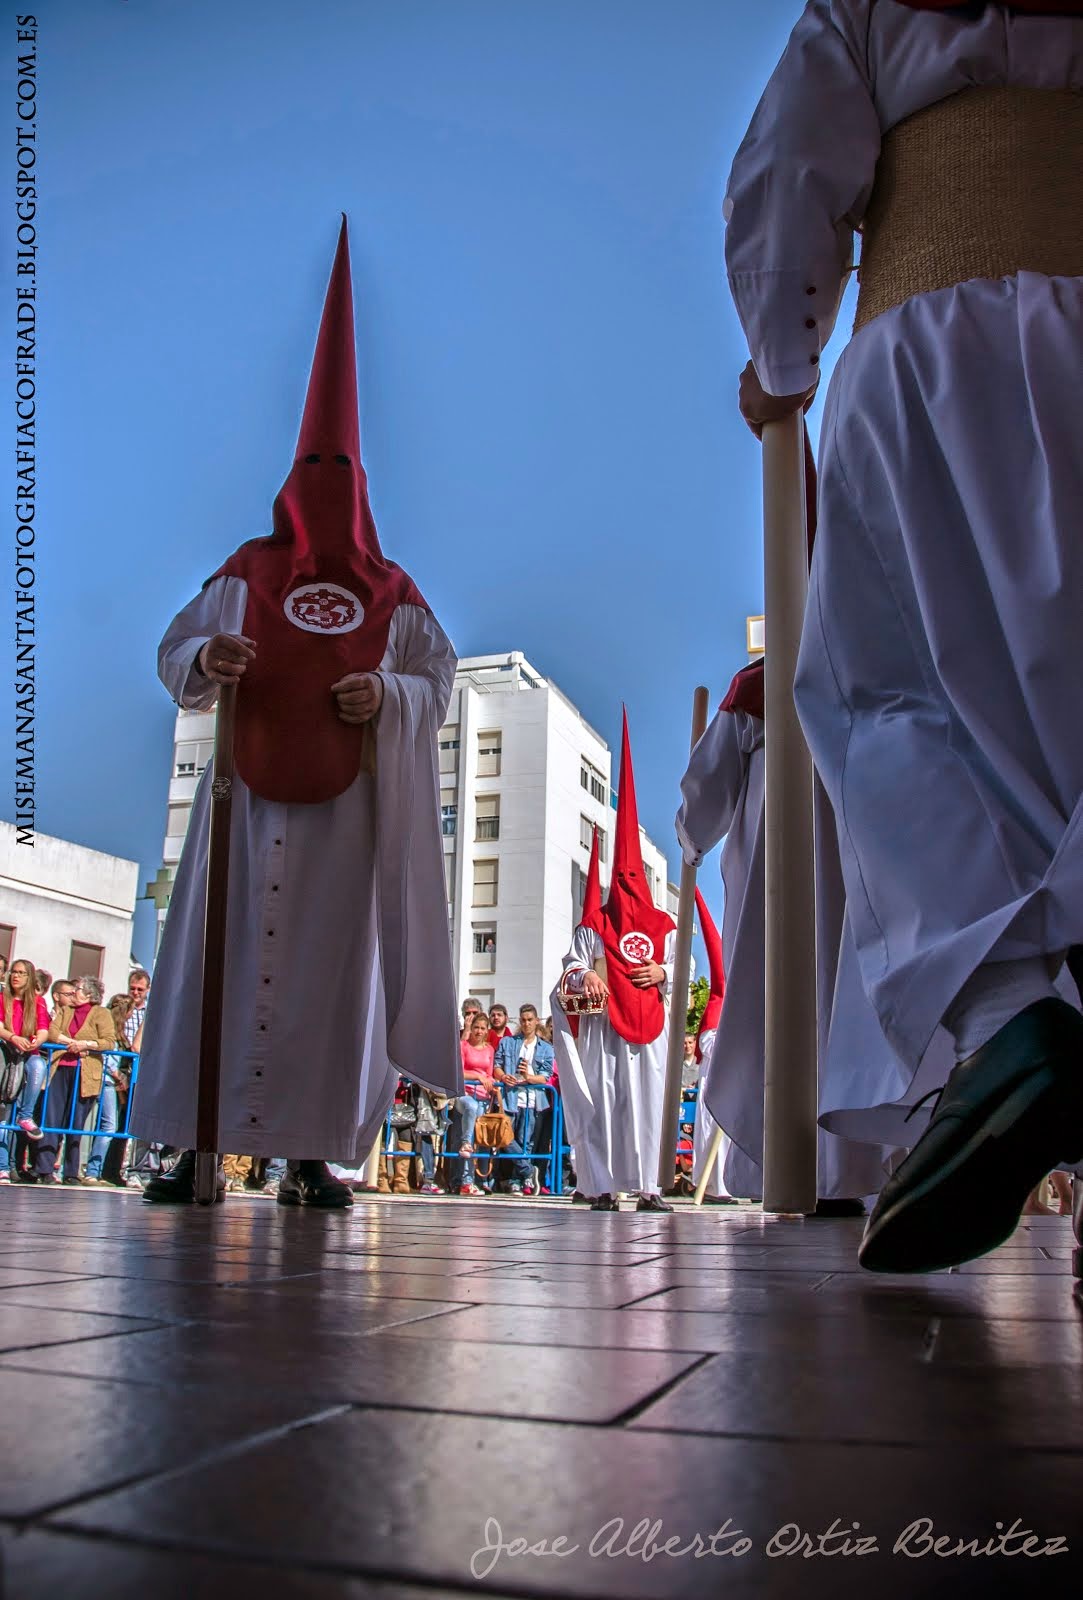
[474,1107,515,1151]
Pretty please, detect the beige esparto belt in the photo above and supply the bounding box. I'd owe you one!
[854,86,1083,333]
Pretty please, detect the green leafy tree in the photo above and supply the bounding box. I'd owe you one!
[686,974,709,1036]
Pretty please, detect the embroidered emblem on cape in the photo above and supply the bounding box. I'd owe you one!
[284,582,365,635]
[618,931,654,965]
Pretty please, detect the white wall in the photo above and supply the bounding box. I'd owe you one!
[0,822,139,997]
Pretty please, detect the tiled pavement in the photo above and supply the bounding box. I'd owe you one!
[0,1187,1080,1599]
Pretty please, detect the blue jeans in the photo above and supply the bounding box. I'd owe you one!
[34,1063,98,1181]
[448,1093,484,1185]
[416,1134,436,1182]
[0,1052,47,1173]
[86,1078,119,1178]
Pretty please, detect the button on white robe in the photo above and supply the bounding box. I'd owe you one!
[551,926,674,1198]
[134,576,462,1162]
[726,1,1083,1082]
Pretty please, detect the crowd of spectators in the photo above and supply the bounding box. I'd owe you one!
[1,965,698,1201]
[370,999,569,1198]
[0,961,149,1187]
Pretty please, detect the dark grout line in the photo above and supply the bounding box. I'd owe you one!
[22,1403,354,1529]
[605,1351,715,1427]
[0,1319,174,1358]
[23,1518,623,1600]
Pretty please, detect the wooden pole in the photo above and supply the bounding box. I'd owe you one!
[692,1122,725,1207]
[194,682,237,1205]
[761,413,818,1214]
[657,686,711,1191]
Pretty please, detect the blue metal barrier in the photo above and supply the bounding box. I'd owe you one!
[376,1077,699,1198]
[0,1043,142,1176]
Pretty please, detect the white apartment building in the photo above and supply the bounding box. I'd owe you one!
[440,653,677,1015]
[0,822,139,995]
[156,654,680,1007]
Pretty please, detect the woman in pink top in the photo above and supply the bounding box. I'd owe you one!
[453,1011,497,1194]
[0,958,51,1178]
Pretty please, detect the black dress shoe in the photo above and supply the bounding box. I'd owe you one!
[276,1161,353,1209]
[636,1193,674,1212]
[571,1190,593,1205]
[814,1198,866,1219]
[702,1193,739,1206]
[142,1150,225,1205]
[860,998,1083,1273]
[590,1193,619,1211]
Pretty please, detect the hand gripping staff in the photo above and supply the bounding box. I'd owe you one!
[656,686,712,1191]
[194,681,237,1205]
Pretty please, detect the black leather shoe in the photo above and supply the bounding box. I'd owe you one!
[814,1198,866,1218]
[276,1161,353,1209]
[860,998,1083,1273]
[636,1193,674,1213]
[590,1193,619,1211]
[702,1194,739,1206]
[142,1150,225,1205]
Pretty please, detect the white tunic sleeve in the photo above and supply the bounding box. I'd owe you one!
[563,923,602,977]
[373,603,462,1094]
[676,707,759,866]
[157,576,249,711]
[724,0,880,396]
[379,603,457,725]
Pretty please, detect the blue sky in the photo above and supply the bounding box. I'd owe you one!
[3,0,847,967]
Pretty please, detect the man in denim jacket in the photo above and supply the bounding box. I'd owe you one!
[494,1004,554,1194]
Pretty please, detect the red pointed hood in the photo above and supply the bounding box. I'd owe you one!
[595,709,675,1046]
[269,216,388,584]
[694,888,725,1060]
[582,824,603,931]
[212,217,426,806]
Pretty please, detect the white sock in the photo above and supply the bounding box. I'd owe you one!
[942,958,1061,1061]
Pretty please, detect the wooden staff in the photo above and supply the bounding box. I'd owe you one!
[194,681,237,1205]
[761,413,817,1214]
[656,685,711,1191]
[693,1121,725,1207]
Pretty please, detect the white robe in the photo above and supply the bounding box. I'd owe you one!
[690,1027,733,1200]
[134,577,462,1162]
[551,926,674,1197]
[676,705,896,1199]
[726,0,1083,1081]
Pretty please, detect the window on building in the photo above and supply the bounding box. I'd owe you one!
[643,863,656,896]
[473,858,498,907]
[477,731,502,777]
[166,803,191,839]
[0,924,15,966]
[472,926,497,971]
[475,794,500,841]
[69,941,104,981]
[598,827,608,862]
[581,757,607,806]
[439,725,461,774]
[441,795,458,837]
[175,739,213,777]
[579,814,593,852]
[443,855,455,903]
